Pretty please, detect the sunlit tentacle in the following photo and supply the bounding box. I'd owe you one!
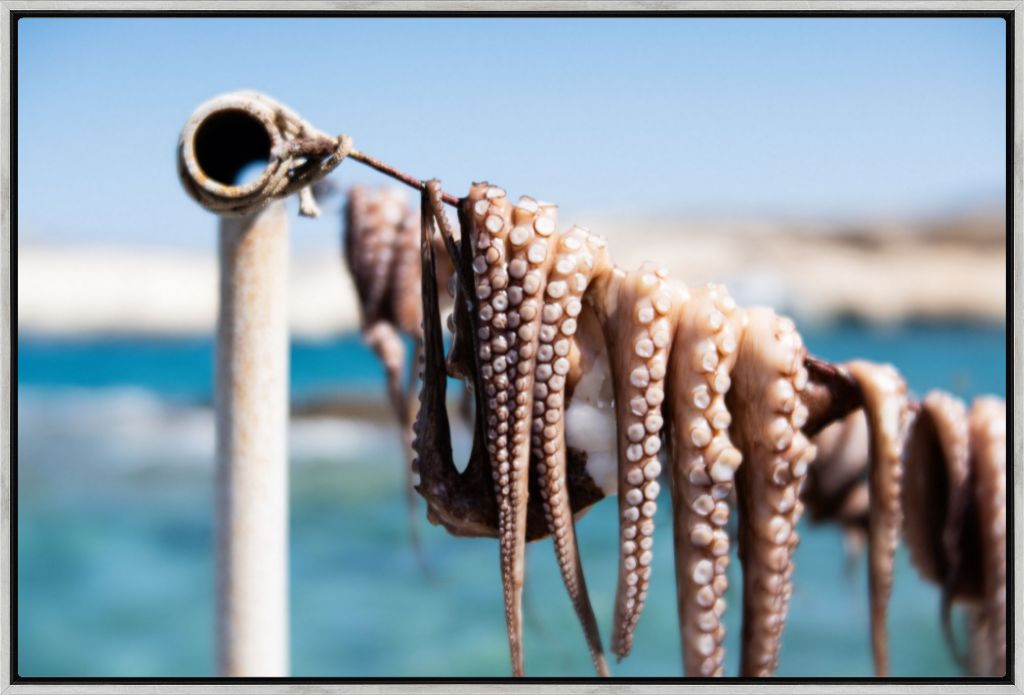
[466,183,548,676]
[530,220,612,676]
[968,396,1006,676]
[845,360,912,677]
[591,262,680,659]
[805,411,871,552]
[730,308,814,677]
[666,283,744,676]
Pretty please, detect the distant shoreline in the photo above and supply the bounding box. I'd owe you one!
[18,209,1006,336]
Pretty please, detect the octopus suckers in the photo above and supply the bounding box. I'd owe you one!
[485,214,504,233]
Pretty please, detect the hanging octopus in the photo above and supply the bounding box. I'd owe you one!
[343,185,423,413]
[343,181,1006,678]
[899,390,1006,676]
[806,385,1007,677]
[341,185,453,547]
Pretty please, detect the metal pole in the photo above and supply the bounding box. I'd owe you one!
[178,92,302,677]
[215,201,290,677]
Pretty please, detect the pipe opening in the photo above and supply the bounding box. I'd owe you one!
[193,109,272,186]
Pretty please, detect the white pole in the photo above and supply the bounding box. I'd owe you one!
[179,91,343,677]
[215,200,290,677]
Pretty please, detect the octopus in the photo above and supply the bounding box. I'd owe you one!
[341,185,453,546]
[342,181,1007,678]
[807,386,1007,677]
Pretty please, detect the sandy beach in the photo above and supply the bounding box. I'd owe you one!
[17,208,1005,337]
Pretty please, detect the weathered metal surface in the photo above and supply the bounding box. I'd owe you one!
[215,201,290,677]
[178,90,347,218]
[178,91,294,677]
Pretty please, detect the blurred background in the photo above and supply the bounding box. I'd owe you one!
[17,17,1006,677]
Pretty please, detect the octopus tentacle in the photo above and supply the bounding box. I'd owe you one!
[967,606,994,676]
[592,262,679,659]
[902,388,984,617]
[344,186,401,326]
[412,190,488,534]
[412,185,607,546]
[730,309,814,677]
[391,207,429,337]
[343,188,411,433]
[805,411,870,540]
[467,183,552,676]
[967,396,1006,676]
[362,320,421,546]
[530,220,611,676]
[562,235,618,502]
[845,361,912,677]
[906,391,970,592]
[666,283,744,677]
[344,187,431,548]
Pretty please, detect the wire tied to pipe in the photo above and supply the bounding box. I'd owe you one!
[272,133,353,217]
[178,90,352,219]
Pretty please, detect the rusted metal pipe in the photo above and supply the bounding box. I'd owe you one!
[179,92,291,677]
[215,203,290,677]
[174,90,466,676]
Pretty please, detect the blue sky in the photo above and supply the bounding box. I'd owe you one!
[18,17,1006,251]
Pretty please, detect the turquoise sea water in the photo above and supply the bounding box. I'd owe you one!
[16,323,1007,678]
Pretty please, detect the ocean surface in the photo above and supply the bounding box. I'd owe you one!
[16,322,1007,678]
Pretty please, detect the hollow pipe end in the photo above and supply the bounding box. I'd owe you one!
[178,90,287,216]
